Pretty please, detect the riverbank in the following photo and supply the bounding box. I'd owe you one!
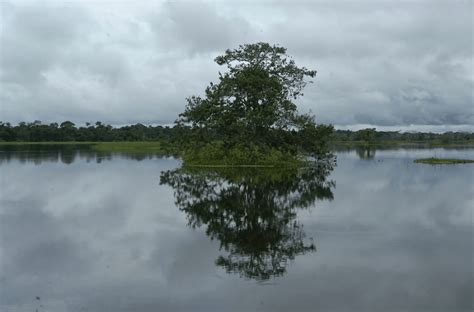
[2,140,474,154]
[0,141,172,153]
[330,140,474,148]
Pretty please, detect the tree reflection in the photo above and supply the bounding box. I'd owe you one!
[160,160,335,280]
[356,146,376,160]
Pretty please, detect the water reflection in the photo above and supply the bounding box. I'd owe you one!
[160,161,335,280]
[355,146,376,160]
[0,144,169,165]
[1,148,472,311]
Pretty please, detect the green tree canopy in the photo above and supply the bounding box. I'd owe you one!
[177,42,332,158]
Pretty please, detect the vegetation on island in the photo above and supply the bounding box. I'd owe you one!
[175,42,333,165]
[414,158,474,165]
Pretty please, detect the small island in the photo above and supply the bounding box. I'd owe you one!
[174,42,333,167]
[414,158,474,165]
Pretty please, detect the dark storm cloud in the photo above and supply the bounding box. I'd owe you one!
[0,0,472,129]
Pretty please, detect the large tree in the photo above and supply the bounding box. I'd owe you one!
[177,42,332,157]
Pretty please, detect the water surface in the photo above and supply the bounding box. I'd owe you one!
[0,146,472,311]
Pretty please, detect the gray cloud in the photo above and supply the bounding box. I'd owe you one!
[0,0,472,129]
[0,2,93,84]
[150,1,252,55]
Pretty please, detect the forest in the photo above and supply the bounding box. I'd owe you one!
[1,120,472,146]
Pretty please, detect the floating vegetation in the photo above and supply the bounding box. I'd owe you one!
[414,158,474,165]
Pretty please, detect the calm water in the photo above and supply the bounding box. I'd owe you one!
[0,146,473,312]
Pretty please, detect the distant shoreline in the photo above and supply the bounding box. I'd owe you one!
[1,140,473,149]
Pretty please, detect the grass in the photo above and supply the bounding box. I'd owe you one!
[0,141,94,145]
[90,142,169,153]
[0,141,171,153]
[414,158,474,165]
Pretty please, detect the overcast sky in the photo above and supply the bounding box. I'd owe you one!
[0,0,472,131]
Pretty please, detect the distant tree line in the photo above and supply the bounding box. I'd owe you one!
[0,121,176,142]
[330,128,474,144]
[0,121,472,144]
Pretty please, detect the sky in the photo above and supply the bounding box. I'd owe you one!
[0,0,473,131]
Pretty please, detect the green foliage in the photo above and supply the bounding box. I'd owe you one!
[0,121,175,142]
[414,158,474,165]
[355,128,376,143]
[330,129,474,146]
[1,121,473,153]
[177,42,332,162]
[182,141,303,167]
